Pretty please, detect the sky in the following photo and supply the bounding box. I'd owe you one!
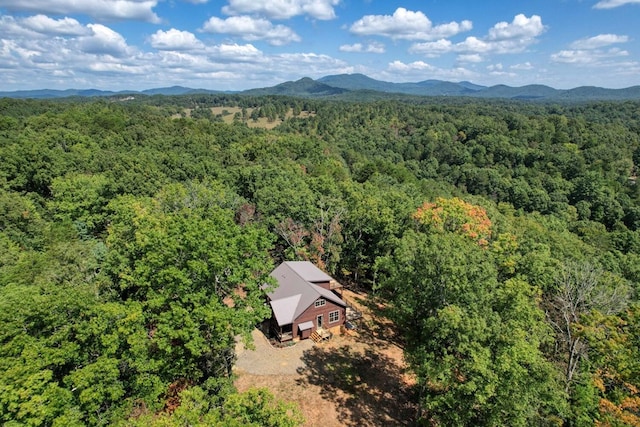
[1,0,640,91]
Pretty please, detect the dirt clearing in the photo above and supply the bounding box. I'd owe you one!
[233,289,416,426]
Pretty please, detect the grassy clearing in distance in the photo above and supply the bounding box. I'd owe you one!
[173,106,314,129]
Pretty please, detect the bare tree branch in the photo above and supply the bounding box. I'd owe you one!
[547,261,631,392]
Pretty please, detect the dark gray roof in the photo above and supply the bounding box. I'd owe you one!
[268,261,346,326]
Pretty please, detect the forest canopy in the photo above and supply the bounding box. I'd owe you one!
[1,94,639,426]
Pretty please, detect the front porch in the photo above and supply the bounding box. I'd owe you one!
[310,327,332,343]
[270,322,293,342]
[267,319,334,343]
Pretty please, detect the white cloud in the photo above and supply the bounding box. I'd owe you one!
[201,15,300,46]
[222,0,340,20]
[388,60,435,72]
[511,62,534,70]
[0,16,26,38]
[86,59,148,74]
[0,0,161,23]
[551,47,629,64]
[149,29,204,51]
[276,52,349,70]
[340,43,363,52]
[409,14,545,60]
[0,14,93,39]
[339,41,385,53]
[365,41,385,53]
[458,36,536,55]
[77,24,131,56]
[552,33,631,66]
[0,16,47,39]
[593,0,640,9]
[349,7,472,41]
[0,13,356,92]
[21,15,91,36]
[207,43,263,61]
[386,60,475,81]
[570,34,629,49]
[455,37,491,53]
[488,69,516,77]
[155,50,211,70]
[430,20,473,39]
[409,39,453,56]
[458,54,483,63]
[487,14,545,41]
[0,38,43,63]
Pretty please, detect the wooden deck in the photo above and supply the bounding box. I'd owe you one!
[342,296,363,321]
[310,327,332,343]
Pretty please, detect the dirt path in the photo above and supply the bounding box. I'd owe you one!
[234,289,417,426]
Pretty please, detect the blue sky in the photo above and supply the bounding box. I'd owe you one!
[1,0,639,91]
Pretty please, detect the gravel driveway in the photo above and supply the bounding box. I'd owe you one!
[234,328,315,375]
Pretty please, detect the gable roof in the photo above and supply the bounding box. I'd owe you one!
[282,261,333,283]
[269,294,301,326]
[268,261,346,326]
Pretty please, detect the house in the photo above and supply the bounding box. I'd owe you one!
[266,261,346,341]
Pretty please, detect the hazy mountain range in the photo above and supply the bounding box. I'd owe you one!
[3,73,640,101]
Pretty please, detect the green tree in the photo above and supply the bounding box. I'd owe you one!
[340,181,414,286]
[582,305,640,427]
[123,387,303,427]
[377,230,564,426]
[49,173,112,236]
[0,230,105,425]
[102,181,274,382]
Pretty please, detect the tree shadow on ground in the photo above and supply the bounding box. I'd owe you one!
[296,344,417,426]
[346,291,405,351]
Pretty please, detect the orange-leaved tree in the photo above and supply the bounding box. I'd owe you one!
[413,197,492,246]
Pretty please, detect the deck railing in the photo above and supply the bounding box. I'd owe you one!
[278,331,293,341]
[329,280,343,290]
[270,325,293,341]
[342,296,363,320]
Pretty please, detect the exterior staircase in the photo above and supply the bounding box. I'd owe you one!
[310,327,331,343]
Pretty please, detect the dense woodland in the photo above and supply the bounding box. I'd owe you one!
[1,94,639,426]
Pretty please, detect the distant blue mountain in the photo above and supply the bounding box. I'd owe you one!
[318,74,482,96]
[318,73,640,100]
[2,74,640,100]
[141,86,222,95]
[558,85,640,100]
[242,77,348,97]
[473,84,559,100]
[0,86,221,99]
[0,88,116,98]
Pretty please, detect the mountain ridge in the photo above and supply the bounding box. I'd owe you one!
[2,74,640,101]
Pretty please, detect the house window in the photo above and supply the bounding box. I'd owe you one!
[314,298,326,308]
[329,310,340,323]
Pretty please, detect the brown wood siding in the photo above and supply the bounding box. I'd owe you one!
[293,298,346,337]
[311,280,331,290]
